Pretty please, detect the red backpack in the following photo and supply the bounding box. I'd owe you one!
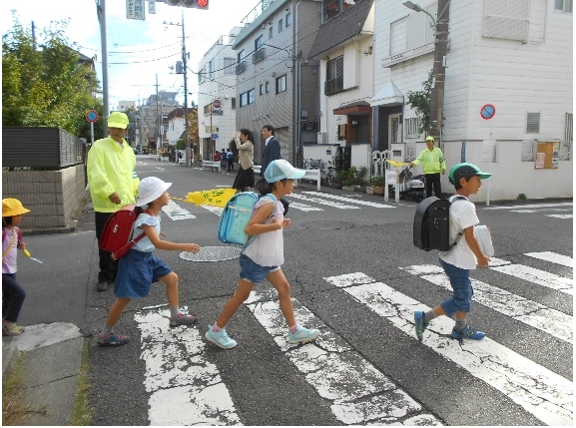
[99,205,147,261]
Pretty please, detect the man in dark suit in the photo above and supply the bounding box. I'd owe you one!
[260,124,289,214]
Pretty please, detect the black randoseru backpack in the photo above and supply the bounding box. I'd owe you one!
[413,196,465,251]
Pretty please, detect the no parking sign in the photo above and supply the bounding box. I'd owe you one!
[480,104,496,120]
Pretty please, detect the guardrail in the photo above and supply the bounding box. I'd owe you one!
[253,165,321,191]
[202,160,221,172]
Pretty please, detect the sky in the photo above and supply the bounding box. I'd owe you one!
[1,0,260,110]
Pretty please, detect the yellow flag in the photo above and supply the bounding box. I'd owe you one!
[385,159,407,168]
[171,188,236,208]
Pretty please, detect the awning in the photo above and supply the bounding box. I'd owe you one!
[333,101,371,116]
[370,81,403,107]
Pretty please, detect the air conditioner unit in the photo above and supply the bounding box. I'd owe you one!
[317,132,327,144]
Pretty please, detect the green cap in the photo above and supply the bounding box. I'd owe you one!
[425,136,435,142]
[449,163,492,185]
[107,112,129,129]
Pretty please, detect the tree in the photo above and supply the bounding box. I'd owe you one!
[405,70,433,135]
[2,13,102,140]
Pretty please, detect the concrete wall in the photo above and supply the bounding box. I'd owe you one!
[2,164,86,229]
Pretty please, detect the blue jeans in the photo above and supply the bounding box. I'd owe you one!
[2,273,26,322]
[439,259,473,317]
[239,254,279,284]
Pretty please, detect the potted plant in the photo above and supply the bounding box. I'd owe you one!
[339,167,357,191]
[370,176,385,195]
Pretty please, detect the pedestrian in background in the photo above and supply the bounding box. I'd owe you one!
[87,112,140,292]
[2,198,30,336]
[260,124,290,214]
[205,160,320,349]
[97,177,201,346]
[414,163,492,342]
[220,148,227,171]
[410,136,446,198]
[232,128,255,192]
[226,149,235,174]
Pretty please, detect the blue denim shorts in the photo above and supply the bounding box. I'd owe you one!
[239,254,280,284]
[114,250,172,298]
[439,258,473,317]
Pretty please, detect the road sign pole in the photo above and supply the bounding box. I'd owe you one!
[91,122,94,145]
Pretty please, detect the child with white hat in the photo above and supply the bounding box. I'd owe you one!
[97,177,201,346]
[2,198,31,336]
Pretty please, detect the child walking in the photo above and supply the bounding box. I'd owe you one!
[205,159,320,349]
[414,163,492,341]
[2,198,30,336]
[97,177,201,346]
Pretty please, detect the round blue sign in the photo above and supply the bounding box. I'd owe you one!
[85,110,99,123]
[480,104,496,120]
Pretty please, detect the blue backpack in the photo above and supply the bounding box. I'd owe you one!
[218,192,277,246]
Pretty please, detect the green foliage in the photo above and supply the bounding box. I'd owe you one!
[338,166,367,186]
[517,193,528,200]
[2,13,101,139]
[405,70,433,134]
[370,175,385,187]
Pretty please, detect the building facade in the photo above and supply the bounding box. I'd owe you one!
[373,0,573,200]
[232,0,322,166]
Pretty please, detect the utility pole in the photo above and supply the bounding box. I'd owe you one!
[97,0,109,118]
[428,0,450,140]
[155,74,161,156]
[181,8,191,167]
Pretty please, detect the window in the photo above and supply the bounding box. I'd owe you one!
[231,97,236,110]
[323,0,357,22]
[278,18,283,33]
[207,60,214,80]
[248,88,255,104]
[265,81,270,93]
[555,0,573,12]
[405,117,421,139]
[259,83,265,95]
[197,67,206,84]
[269,26,273,39]
[237,49,245,63]
[389,3,435,57]
[526,112,540,133]
[286,12,292,27]
[236,50,246,74]
[240,92,248,107]
[276,75,287,94]
[483,0,529,42]
[255,35,263,50]
[325,55,343,95]
[224,57,235,75]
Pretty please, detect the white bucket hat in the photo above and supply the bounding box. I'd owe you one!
[136,177,172,207]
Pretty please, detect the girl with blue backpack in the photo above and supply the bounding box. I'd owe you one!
[205,160,320,349]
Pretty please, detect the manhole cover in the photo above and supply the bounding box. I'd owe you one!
[179,246,242,262]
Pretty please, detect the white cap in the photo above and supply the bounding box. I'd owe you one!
[136,177,172,206]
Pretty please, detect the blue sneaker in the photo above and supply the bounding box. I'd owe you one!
[288,326,319,344]
[414,311,428,342]
[97,332,130,346]
[205,325,237,349]
[451,326,485,340]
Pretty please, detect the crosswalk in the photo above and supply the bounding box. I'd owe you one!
[485,202,573,219]
[133,251,573,426]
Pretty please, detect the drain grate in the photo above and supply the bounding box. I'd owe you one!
[179,246,242,262]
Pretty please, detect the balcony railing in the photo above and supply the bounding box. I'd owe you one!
[235,61,246,75]
[324,77,344,95]
[252,47,266,64]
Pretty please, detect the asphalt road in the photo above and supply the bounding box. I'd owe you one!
[14,155,573,426]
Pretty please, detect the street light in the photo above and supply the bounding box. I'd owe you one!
[403,0,450,140]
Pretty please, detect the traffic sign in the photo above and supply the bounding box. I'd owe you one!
[480,104,496,120]
[85,110,99,123]
[212,99,223,110]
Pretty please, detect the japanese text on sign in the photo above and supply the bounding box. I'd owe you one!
[127,0,145,20]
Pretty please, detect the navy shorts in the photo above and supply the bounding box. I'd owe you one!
[114,250,172,298]
[239,254,280,284]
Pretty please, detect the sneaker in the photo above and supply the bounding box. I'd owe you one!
[169,313,198,327]
[451,325,486,340]
[205,325,237,349]
[97,332,130,346]
[288,326,320,344]
[2,321,24,336]
[414,311,428,342]
[96,281,108,292]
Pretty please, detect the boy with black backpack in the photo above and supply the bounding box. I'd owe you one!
[414,163,492,342]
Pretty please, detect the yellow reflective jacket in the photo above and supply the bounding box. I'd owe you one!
[87,136,139,213]
[412,147,446,174]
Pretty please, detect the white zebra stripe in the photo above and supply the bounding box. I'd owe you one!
[489,262,573,295]
[525,251,573,268]
[244,289,442,425]
[302,191,396,208]
[288,193,361,209]
[400,264,572,344]
[135,306,242,425]
[162,199,196,221]
[485,202,573,210]
[288,202,324,212]
[323,272,573,426]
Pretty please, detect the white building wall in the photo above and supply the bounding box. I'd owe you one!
[373,0,572,201]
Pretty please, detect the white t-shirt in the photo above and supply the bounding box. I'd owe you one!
[439,195,479,270]
[242,197,284,267]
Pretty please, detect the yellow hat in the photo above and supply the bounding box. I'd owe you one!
[2,198,31,217]
[425,136,435,142]
[107,112,129,129]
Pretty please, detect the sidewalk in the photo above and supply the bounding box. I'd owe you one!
[2,188,93,425]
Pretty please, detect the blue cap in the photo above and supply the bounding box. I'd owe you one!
[264,159,306,183]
